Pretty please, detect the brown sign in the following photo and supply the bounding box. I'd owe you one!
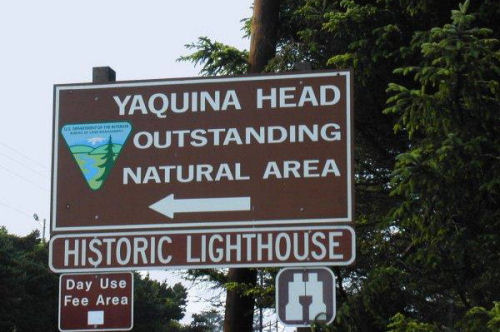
[59,272,133,331]
[51,71,353,233]
[49,225,355,272]
[276,267,336,326]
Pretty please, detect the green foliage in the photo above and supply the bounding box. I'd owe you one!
[178,37,248,76]
[185,268,227,285]
[188,309,223,332]
[0,227,58,332]
[96,135,115,184]
[133,273,187,331]
[179,1,500,330]
[0,228,188,331]
[386,313,439,332]
[457,302,500,332]
[385,0,500,316]
[184,267,276,314]
[387,302,500,332]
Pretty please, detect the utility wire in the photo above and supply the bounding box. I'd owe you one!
[0,163,49,192]
[0,199,32,218]
[0,150,49,177]
[0,141,50,171]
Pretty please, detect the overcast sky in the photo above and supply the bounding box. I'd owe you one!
[0,0,252,236]
[0,0,255,324]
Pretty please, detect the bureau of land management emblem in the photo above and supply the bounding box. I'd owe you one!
[61,122,132,190]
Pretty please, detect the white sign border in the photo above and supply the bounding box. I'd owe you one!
[52,71,352,232]
[58,271,134,332]
[49,225,356,273]
[275,267,336,326]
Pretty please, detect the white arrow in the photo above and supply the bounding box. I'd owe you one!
[149,194,251,219]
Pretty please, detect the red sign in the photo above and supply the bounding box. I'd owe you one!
[51,71,353,233]
[49,226,355,272]
[59,272,133,331]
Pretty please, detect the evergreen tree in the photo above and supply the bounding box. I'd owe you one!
[0,227,58,331]
[133,274,188,332]
[96,135,115,184]
[0,228,188,331]
[180,1,500,330]
[188,309,224,332]
[384,0,500,327]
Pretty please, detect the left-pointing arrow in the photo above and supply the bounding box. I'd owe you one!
[149,194,251,219]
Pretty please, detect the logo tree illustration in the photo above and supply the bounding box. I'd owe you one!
[96,135,115,185]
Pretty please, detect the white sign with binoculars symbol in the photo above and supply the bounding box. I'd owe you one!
[276,267,336,326]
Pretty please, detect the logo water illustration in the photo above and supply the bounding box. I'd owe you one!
[61,122,132,190]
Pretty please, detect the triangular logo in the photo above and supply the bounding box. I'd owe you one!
[61,122,132,190]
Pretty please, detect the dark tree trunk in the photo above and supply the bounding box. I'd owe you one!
[248,0,280,74]
[223,1,280,332]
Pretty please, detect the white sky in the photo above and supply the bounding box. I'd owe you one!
[0,0,277,326]
[0,0,252,236]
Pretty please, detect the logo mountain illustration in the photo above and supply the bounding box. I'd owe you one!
[61,122,132,190]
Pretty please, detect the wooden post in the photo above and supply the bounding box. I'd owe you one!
[290,63,313,332]
[92,66,116,83]
[42,218,46,243]
[294,62,312,72]
[224,1,280,332]
[247,0,280,73]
